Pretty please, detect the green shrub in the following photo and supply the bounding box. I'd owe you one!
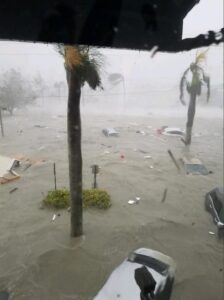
[83,189,111,209]
[43,188,111,209]
[43,188,70,209]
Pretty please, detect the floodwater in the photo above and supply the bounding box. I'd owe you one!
[0,104,223,300]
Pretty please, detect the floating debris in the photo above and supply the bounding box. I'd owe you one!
[136,197,141,203]
[157,126,184,136]
[167,150,181,172]
[209,231,215,235]
[139,149,149,154]
[163,127,184,136]
[128,200,136,205]
[103,150,110,155]
[136,130,146,135]
[23,163,32,171]
[161,188,168,203]
[9,187,18,194]
[0,155,20,184]
[34,125,46,128]
[102,128,119,137]
[180,157,210,175]
[128,197,140,205]
[120,153,125,160]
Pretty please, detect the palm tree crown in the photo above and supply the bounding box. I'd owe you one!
[57,45,103,90]
[180,50,210,105]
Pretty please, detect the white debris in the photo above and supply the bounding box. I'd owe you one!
[128,200,136,205]
[136,197,141,203]
[208,231,215,235]
[103,150,110,155]
[162,127,184,137]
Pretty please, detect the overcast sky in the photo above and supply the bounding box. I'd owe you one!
[0,0,223,88]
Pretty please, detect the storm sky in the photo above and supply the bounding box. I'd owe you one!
[0,0,223,90]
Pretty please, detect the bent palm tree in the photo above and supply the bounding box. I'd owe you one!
[58,46,102,237]
[180,50,210,145]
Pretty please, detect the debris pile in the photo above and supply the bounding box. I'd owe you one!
[0,155,20,184]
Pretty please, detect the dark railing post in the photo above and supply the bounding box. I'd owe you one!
[91,164,99,189]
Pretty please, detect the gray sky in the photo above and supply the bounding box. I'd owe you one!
[183,0,223,38]
[0,0,223,88]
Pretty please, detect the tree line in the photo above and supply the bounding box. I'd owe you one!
[0,69,67,114]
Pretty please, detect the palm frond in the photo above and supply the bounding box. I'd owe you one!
[195,49,209,65]
[55,45,103,90]
[202,73,210,102]
[179,67,190,103]
[76,47,103,89]
[54,44,65,57]
[86,66,102,89]
[78,56,102,89]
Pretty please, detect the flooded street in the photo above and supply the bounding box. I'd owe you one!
[0,107,223,300]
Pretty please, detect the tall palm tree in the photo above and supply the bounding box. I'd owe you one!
[58,46,102,237]
[179,50,210,145]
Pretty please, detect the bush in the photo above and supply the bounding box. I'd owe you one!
[43,188,70,209]
[43,188,111,209]
[83,189,111,209]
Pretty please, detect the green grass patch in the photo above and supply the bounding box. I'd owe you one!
[43,188,111,209]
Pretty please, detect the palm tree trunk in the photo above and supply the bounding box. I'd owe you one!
[67,68,83,237]
[185,91,197,145]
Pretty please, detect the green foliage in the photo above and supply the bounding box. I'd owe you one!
[179,62,210,104]
[56,45,103,90]
[83,189,111,209]
[0,69,37,113]
[43,188,111,209]
[43,188,70,209]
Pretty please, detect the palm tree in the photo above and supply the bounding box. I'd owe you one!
[58,46,102,237]
[179,50,210,145]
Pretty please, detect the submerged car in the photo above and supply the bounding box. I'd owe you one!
[205,187,224,230]
[102,128,119,137]
[94,248,175,300]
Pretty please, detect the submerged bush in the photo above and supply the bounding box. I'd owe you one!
[83,189,111,209]
[43,188,70,209]
[43,188,111,209]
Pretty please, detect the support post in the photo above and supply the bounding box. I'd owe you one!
[91,164,99,189]
[0,108,4,137]
[53,162,57,190]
